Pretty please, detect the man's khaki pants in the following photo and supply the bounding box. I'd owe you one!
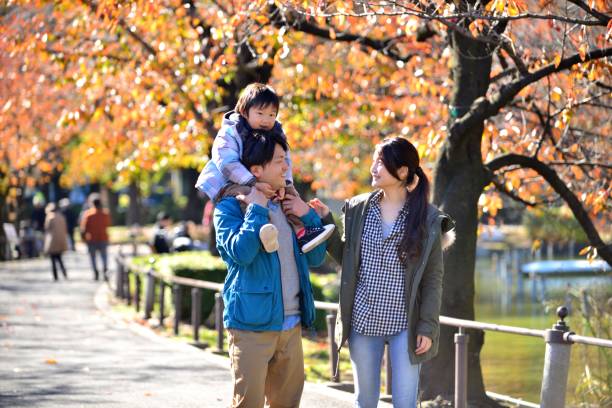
[228,325,304,408]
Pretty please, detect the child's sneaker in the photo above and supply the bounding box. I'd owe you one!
[298,225,335,254]
[259,223,279,253]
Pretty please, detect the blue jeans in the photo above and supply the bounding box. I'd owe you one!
[87,242,108,278]
[349,329,420,408]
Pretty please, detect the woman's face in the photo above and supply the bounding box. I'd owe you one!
[370,150,405,189]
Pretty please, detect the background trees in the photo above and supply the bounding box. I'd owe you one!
[1,0,610,403]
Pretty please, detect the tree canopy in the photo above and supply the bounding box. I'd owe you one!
[1,0,610,402]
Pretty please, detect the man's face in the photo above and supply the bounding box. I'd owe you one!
[252,144,288,190]
[245,104,277,130]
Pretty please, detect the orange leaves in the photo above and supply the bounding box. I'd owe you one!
[478,192,503,217]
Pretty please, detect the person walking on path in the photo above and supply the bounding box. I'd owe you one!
[213,130,327,408]
[311,137,456,408]
[43,203,69,281]
[59,197,78,251]
[80,194,111,281]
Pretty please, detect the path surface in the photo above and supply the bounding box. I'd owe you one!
[0,248,384,407]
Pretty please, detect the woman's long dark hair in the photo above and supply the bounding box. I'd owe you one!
[376,137,430,262]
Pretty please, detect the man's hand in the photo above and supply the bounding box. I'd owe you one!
[415,334,432,355]
[308,198,330,218]
[281,193,310,218]
[254,182,275,198]
[237,188,268,208]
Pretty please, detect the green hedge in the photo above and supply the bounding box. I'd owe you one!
[132,251,227,323]
[131,251,340,331]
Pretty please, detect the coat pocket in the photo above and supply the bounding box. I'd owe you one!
[232,290,274,326]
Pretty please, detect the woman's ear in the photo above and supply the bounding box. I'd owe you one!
[398,166,409,182]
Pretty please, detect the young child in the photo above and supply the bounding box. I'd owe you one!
[196,83,334,253]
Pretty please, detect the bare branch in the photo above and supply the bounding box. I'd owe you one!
[272,8,417,62]
[548,161,612,169]
[486,153,612,262]
[284,2,608,27]
[451,47,612,143]
[491,178,538,207]
[44,47,130,62]
[567,0,611,25]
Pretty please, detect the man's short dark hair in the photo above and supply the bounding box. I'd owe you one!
[235,83,280,117]
[242,130,288,169]
[157,211,171,222]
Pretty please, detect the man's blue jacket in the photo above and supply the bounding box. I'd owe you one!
[213,198,326,331]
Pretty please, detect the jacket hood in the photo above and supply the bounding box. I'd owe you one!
[222,110,241,127]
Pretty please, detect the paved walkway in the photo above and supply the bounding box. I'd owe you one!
[0,247,377,407]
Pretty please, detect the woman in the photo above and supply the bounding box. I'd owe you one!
[311,137,455,407]
[44,203,69,281]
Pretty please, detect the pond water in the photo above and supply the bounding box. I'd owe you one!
[474,255,611,405]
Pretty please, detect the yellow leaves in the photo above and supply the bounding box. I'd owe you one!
[250,13,269,26]
[496,0,506,13]
[507,0,521,16]
[531,239,542,253]
[479,193,503,217]
[553,53,562,68]
[579,246,599,263]
[578,44,588,61]
[551,86,563,102]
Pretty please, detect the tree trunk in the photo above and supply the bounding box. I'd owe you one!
[421,28,497,406]
[183,168,205,223]
[0,192,7,261]
[126,180,142,226]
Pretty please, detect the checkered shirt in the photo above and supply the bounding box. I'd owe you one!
[351,191,409,336]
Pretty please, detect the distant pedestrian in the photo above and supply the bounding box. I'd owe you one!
[80,194,111,281]
[150,212,172,254]
[43,203,69,281]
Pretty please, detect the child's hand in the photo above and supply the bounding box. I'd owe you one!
[254,182,275,198]
[308,198,330,218]
[237,188,268,207]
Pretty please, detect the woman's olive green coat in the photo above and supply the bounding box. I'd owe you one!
[324,191,455,364]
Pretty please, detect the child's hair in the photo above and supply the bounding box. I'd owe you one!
[242,130,288,169]
[376,137,430,261]
[235,83,280,117]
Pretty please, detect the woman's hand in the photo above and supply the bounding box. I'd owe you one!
[415,335,432,355]
[281,193,310,217]
[308,198,330,218]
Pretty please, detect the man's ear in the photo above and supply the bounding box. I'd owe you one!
[250,165,263,178]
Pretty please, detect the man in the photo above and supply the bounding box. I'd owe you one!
[80,194,111,281]
[151,212,172,254]
[213,130,327,408]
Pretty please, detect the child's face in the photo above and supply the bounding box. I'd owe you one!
[245,104,278,130]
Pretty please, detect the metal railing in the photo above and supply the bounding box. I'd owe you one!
[113,253,612,408]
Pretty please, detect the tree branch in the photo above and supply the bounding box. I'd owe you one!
[567,0,611,25]
[491,178,538,207]
[548,161,612,169]
[486,153,612,263]
[450,47,612,144]
[272,8,418,62]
